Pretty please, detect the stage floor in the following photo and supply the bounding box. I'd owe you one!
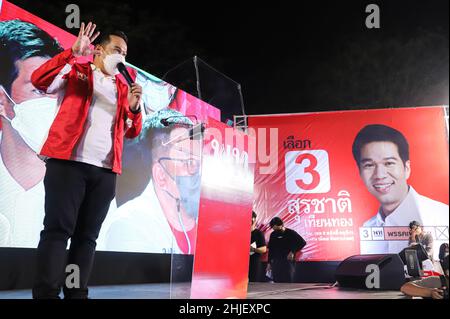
[0,282,405,299]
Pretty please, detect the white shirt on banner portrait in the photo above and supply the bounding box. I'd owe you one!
[360,186,449,260]
[0,132,45,247]
[98,181,182,254]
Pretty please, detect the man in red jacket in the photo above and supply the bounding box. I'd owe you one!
[31,22,143,299]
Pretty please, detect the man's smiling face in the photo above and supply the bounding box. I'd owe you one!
[359,141,411,214]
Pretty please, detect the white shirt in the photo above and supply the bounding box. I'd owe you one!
[97,181,182,254]
[360,186,449,260]
[0,133,45,247]
[70,65,117,169]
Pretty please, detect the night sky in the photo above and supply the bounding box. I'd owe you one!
[9,0,449,120]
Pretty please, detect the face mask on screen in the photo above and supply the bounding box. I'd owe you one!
[142,81,176,113]
[175,172,202,220]
[0,86,57,153]
[103,53,125,76]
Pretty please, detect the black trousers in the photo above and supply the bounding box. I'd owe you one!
[248,256,263,282]
[32,159,116,299]
[271,259,295,283]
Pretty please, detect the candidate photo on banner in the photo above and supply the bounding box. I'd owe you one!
[249,106,449,262]
[0,18,64,248]
[99,108,202,255]
[352,121,449,259]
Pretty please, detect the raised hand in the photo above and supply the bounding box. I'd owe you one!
[72,22,101,57]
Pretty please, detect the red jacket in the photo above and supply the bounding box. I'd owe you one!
[31,48,142,174]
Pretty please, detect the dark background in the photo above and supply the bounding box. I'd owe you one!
[9,0,449,116]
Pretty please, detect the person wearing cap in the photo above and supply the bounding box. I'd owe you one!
[266,217,306,283]
[408,220,434,260]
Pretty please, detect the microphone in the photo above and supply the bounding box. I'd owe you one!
[160,115,205,144]
[117,62,134,86]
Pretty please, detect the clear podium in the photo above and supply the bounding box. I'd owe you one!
[165,116,255,299]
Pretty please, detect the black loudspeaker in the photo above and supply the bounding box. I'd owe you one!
[335,254,406,290]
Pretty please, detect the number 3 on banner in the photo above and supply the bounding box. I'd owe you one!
[285,150,331,194]
[295,153,320,190]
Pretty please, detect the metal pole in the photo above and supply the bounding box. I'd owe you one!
[193,56,202,100]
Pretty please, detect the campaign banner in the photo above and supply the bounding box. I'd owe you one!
[249,106,449,261]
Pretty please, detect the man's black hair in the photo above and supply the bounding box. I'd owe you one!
[0,19,63,94]
[352,124,410,167]
[269,217,283,228]
[409,220,422,229]
[97,30,128,46]
[252,211,257,220]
